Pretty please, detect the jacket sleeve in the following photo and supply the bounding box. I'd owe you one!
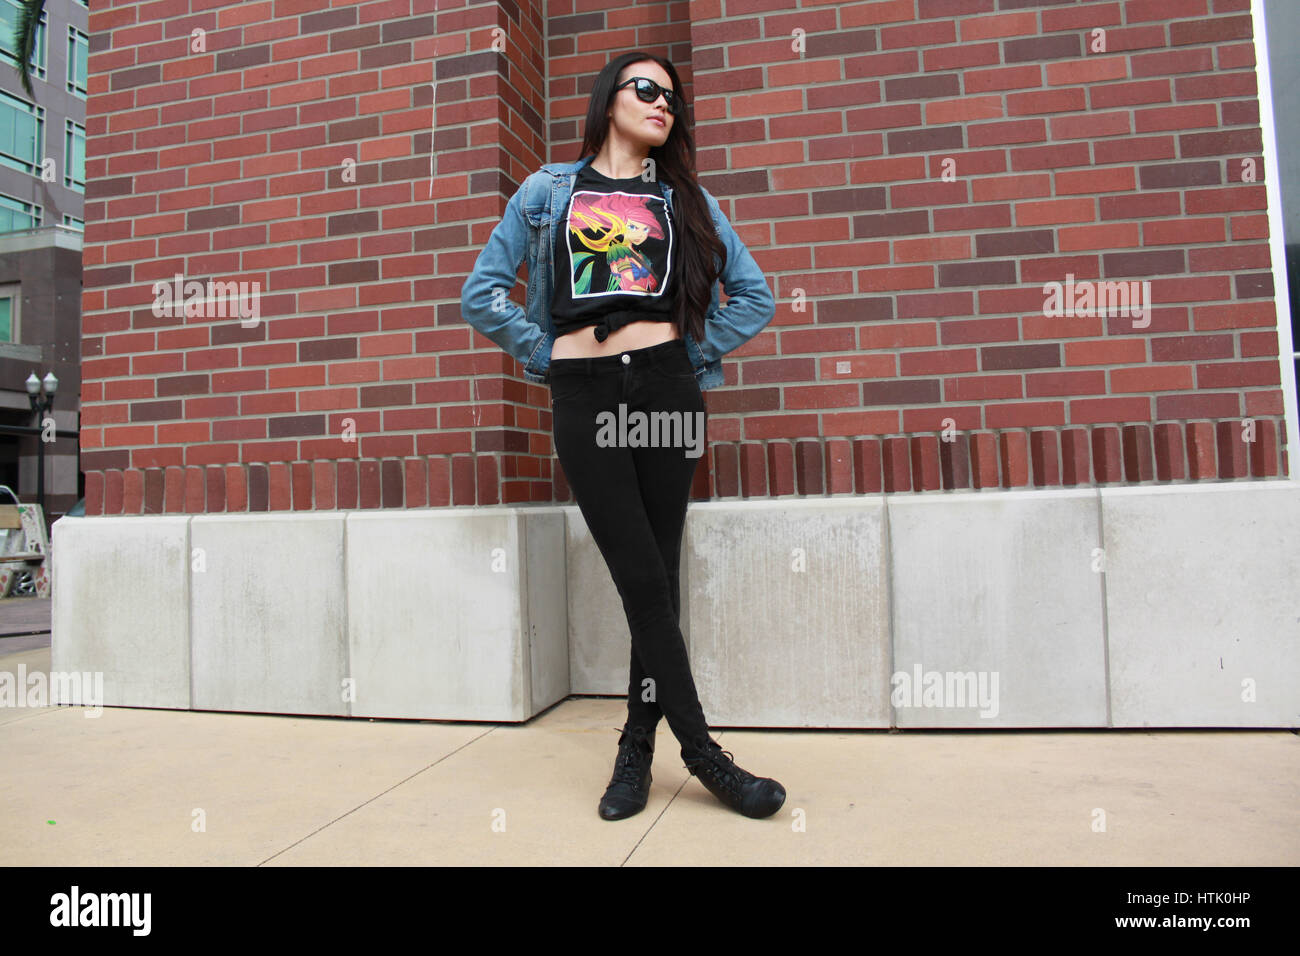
[459,180,544,369]
[697,187,776,364]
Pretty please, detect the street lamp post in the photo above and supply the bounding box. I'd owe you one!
[26,371,58,515]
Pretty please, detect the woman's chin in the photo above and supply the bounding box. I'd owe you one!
[633,125,669,147]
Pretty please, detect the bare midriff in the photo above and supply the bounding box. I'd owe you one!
[550,319,681,359]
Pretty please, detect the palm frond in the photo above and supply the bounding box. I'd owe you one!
[14,0,46,100]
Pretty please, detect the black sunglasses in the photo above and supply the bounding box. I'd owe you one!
[614,76,683,115]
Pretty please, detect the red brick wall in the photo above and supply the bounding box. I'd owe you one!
[80,0,1289,515]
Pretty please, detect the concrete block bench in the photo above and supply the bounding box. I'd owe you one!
[50,508,568,720]
[49,481,1300,727]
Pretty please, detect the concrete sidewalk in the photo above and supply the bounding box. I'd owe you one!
[1,622,1297,865]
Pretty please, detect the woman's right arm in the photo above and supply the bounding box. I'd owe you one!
[459,182,544,369]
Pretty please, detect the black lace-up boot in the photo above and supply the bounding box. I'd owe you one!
[681,736,785,819]
[598,724,655,821]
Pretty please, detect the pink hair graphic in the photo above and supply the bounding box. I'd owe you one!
[568,192,666,294]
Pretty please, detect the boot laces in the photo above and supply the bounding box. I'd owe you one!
[689,745,747,796]
[610,726,651,788]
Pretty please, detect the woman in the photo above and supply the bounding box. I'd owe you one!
[460,52,783,821]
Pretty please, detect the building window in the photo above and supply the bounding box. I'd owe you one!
[67,27,87,98]
[0,0,46,81]
[0,194,39,232]
[62,214,83,230]
[64,120,83,190]
[0,90,42,175]
[0,286,17,343]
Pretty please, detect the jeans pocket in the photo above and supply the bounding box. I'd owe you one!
[649,352,699,383]
[548,371,590,405]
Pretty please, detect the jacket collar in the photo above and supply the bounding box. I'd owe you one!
[540,154,596,177]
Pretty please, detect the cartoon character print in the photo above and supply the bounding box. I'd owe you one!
[566,191,671,298]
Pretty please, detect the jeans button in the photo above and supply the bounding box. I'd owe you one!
[621,354,630,364]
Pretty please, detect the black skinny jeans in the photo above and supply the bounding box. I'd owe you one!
[549,338,713,759]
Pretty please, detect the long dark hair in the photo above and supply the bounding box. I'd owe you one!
[577,51,726,347]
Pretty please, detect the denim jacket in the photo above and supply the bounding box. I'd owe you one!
[459,153,775,389]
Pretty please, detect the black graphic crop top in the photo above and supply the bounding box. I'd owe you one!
[550,163,679,341]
